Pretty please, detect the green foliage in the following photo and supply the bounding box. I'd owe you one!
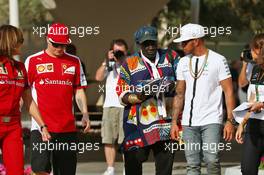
[0,0,9,24]
[0,0,52,28]
[154,0,264,46]
[201,0,264,33]
[200,0,242,29]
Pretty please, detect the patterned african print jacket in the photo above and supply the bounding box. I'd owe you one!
[116,49,179,151]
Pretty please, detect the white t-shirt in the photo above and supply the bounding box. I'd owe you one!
[103,67,124,108]
[247,84,264,120]
[177,49,231,126]
[247,65,264,120]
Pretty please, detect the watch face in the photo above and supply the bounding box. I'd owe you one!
[230,119,236,125]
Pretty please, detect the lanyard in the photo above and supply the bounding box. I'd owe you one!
[140,52,162,79]
[256,84,259,102]
[140,52,167,117]
[255,71,264,102]
[142,58,154,78]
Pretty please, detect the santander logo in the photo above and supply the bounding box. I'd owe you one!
[39,78,72,86]
[39,79,45,85]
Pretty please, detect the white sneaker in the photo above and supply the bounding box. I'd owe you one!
[102,168,115,175]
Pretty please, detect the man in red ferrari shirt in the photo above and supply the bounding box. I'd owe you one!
[25,23,90,175]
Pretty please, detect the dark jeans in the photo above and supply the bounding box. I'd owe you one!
[241,118,264,175]
[124,141,174,175]
[31,131,77,175]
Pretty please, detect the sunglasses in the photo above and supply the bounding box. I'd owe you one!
[182,39,194,47]
[141,40,157,47]
[50,41,67,48]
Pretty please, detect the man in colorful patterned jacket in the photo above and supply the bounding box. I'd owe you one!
[116,26,179,175]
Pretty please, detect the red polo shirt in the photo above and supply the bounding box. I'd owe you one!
[0,56,28,124]
[25,51,87,133]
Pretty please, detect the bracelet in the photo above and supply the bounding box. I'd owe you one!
[40,124,48,132]
[241,118,249,127]
[226,118,236,126]
[128,94,142,104]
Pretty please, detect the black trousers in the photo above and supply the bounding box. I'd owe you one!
[31,131,77,175]
[124,141,174,175]
[241,118,264,175]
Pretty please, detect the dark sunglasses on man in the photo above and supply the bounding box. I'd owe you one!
[181,39,194,47]
[49,40,67,48]
[142,40,157,47]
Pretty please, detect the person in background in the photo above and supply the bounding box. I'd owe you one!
[238,44,256,91]
[66,43,88,77]
[235,33,264,175]
[95,39,128,175]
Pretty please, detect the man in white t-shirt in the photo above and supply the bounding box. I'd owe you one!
[170,23,235,175]
[95,39,128,175]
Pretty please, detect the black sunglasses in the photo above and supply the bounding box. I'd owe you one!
[141,40,157,47]
[182,39,194,47]
[50,41,67,48]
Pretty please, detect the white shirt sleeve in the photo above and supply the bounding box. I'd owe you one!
[78,59,88,87]
[176,58,185,80]
[218,56,231,81]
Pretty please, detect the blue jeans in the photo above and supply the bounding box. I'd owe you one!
[182,124,222,175]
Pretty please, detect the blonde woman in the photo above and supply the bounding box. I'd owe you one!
[0,25,50,175]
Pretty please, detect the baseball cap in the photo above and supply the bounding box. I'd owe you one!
[173,23,205,43]
[134,26,157,44]
[47,23,71,44]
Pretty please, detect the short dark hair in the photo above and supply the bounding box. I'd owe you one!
[110,39,128,50]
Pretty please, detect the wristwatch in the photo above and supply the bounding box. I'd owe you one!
[226,118,236,126]
[40,124,48,132]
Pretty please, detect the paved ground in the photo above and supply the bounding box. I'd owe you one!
[76,162,241,175]
[74,134,243,175]
[75,133,243,162]
[20,133,244,174]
